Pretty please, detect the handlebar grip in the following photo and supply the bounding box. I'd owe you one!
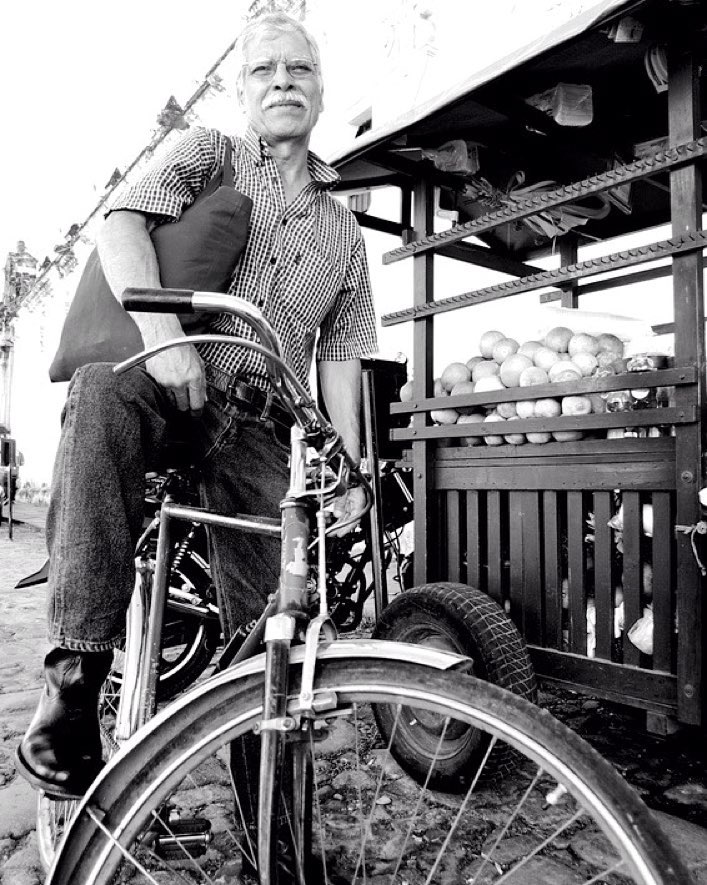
[121,287,195,313]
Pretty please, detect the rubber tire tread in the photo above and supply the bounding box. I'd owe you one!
[374,582,537,700]
[50,658,690,885]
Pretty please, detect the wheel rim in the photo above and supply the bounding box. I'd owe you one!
[51,663,677,885]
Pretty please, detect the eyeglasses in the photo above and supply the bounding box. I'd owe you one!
[243,58,318,80]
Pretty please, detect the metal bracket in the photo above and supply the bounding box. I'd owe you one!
[298,614,338,714]
[254,716,297,734]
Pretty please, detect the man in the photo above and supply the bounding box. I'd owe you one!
[17,10,377,813]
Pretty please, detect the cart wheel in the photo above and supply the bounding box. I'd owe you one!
[372,582,537,790]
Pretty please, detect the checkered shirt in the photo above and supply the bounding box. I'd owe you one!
[110,126,378,391]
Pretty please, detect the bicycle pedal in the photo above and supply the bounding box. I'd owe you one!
[152,817,212,859]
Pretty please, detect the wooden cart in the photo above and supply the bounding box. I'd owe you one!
[331,0,707,731]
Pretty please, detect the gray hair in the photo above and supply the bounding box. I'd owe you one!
[235,12,323,91]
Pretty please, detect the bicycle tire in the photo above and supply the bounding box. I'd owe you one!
[49,653,689,885]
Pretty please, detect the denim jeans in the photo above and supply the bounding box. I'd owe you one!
[46,363,290,651]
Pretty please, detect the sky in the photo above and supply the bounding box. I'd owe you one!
[0,0,614,265]
[0,0,256,261]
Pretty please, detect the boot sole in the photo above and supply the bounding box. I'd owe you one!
[14,745,102,801]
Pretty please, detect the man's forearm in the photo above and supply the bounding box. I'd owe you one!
[96,211,183,347]
[318,359,362,464]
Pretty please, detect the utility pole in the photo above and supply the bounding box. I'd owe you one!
[1,240,37,534]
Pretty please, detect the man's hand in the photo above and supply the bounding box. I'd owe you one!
[145,342,206,416]
[329,485,367,537]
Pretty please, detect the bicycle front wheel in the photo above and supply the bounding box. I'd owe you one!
[49,656,690,885]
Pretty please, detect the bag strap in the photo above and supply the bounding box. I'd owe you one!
[221,137,236,188]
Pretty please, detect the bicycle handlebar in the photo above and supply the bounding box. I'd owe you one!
[118,288,371,498]
[122,287,196,314]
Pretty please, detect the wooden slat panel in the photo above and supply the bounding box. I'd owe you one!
[530,647,678,715]
[543,491,563,648]
[621,492,643,668]
[522,492,543,645]
[465,490,482,589]
[593,492,615,661]
[486,491,503,605]
[508,492,524,627]
[446,490,461,582]
[436,461,674,491]
[651,492,674,673]
[567,492,587,654]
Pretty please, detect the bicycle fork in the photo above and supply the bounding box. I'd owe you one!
[257,426,311,885]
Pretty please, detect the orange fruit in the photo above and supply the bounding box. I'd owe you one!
[466,355,484,372]
[533,347,562,371]
[441,362,471,391]
[492,337,520,364]
[483,413,506,446]
[548,360,582,382]
[458,412,485,446]
[535,398,561,418]
[519,366,549,387]
[399,380,414,402]
[527,431,552,444]
[568,332,600,357]
[471,360,501,382]
[561,395,592,415]
[544,326,573,352]
[597,333,623,354]
[518,340,544,360]
[500,353,533,387]
[572,352,599,377]
[516,400,536,419]
[474,375,505,394]
[597,351,620,369]
[450,380,476,414]
[497,401,518,419]
[504,415,526,445]
[553,430,584,442]
[479,330,506,358]
[552,369,583,384]
[430,408,459,424]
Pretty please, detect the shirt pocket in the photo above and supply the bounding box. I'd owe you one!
[275,246,343,333]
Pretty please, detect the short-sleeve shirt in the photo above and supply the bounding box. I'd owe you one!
[110,126,378,391]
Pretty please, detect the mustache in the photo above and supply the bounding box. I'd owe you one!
[264,93,308,109]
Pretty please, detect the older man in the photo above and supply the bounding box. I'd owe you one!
[17,10,377,814]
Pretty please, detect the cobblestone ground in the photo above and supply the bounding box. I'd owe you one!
[2,508,707,883]
[0,516,49,885]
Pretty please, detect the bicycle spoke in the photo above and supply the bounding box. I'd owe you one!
[472,766,544,883]
[52,661,686,885]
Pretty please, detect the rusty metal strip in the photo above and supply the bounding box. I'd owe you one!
[382,137,707,266]
[381,231,707,326]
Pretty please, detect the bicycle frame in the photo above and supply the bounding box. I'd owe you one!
[114,287,368,883]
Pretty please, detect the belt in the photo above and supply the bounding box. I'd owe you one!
[206,368,291,429]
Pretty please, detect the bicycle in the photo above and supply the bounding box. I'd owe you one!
[34,420,416,872]
[46,288,691,884]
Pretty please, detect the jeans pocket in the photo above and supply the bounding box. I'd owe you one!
[264,418,291,454]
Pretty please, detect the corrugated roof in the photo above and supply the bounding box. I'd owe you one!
[328,0,636,169]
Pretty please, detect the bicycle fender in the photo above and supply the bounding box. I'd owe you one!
[211,639,470,689]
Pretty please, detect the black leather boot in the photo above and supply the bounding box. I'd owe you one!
[15,647,113,799]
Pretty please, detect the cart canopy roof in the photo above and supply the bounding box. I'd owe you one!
[330,0,707,257]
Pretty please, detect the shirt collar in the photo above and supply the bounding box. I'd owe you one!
[242,125,339,190]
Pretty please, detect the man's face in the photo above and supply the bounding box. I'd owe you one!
[239,28,323,146]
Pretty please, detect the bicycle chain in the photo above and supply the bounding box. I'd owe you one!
[382,137,707,266]
[381,231,707,327]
